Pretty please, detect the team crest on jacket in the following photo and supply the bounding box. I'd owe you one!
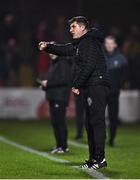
[87,97,92,106]
[55,104,59,108]
[76,48,79,56]
[114,60,119,66]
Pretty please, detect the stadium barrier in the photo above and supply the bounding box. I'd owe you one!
[0,88,140,123]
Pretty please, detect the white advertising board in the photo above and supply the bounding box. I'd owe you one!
[0,88,45,119]
[0,89,139,122]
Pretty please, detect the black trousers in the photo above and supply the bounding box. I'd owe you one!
[49,101,68,149]
[75,92,85,138]
[84,85,109,162]
[107,91,119,144]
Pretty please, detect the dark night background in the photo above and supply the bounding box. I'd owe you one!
[0,0,140,88]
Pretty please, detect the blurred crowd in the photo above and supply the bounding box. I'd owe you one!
[0,13,140,89]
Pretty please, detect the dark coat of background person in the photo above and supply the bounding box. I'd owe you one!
[104,49,128,93]
[42,56,71,152]
[45,56,71,105]
[104,49,128,146]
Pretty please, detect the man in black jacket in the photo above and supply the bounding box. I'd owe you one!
[104,35,128,147]
[38,16,110,169]
[39,54,71,154]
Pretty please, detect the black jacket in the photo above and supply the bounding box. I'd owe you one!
[45,28,111,89]
[104,49,128,92]
[45,57,71,105]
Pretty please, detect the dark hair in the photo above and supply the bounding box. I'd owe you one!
[105,35,117,43]
[68,16,89,29]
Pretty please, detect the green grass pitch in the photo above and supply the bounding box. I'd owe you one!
[0,120,140,179]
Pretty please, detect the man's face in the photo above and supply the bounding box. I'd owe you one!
[104,38,117,54]
[70,21,86,39]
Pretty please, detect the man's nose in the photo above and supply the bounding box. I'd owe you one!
[70,28,73,33]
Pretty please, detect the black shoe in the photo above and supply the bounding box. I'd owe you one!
[90,158,107,169]
[81,159,96,169]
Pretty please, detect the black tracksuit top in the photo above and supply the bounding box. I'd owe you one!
[44,57,71,104]
[45,28,111,89]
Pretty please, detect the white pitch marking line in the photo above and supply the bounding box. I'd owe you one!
[72,165,109,179]
[68,140,88,149]
[0,136,109,179]
[0,136,68,163]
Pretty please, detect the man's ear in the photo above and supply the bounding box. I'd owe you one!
[82,25,86,31]
[79,24,86,31]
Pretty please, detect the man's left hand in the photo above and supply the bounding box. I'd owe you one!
[37,80,48,89]
[72,87,80,95]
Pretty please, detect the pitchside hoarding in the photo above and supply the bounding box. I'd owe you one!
[0,88,76,119]
[0,88,140,122]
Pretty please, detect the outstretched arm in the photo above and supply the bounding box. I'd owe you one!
[38,41,75,56]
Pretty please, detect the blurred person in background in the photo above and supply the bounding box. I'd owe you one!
[33,20,52,81]
[3,37,20,86]
[33,20,53,49]
[0,49,8,86]
[38,16,110,169]
[0,13,19,87]
[34,20,53,44]
[0,13,19,46]
[122,25,140,89]
[38,54,71,154]
[104,35,128,147]
[36,51,51,80]
[108,26,123,47]
[52,15,70,43]
[33,20,53,51]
